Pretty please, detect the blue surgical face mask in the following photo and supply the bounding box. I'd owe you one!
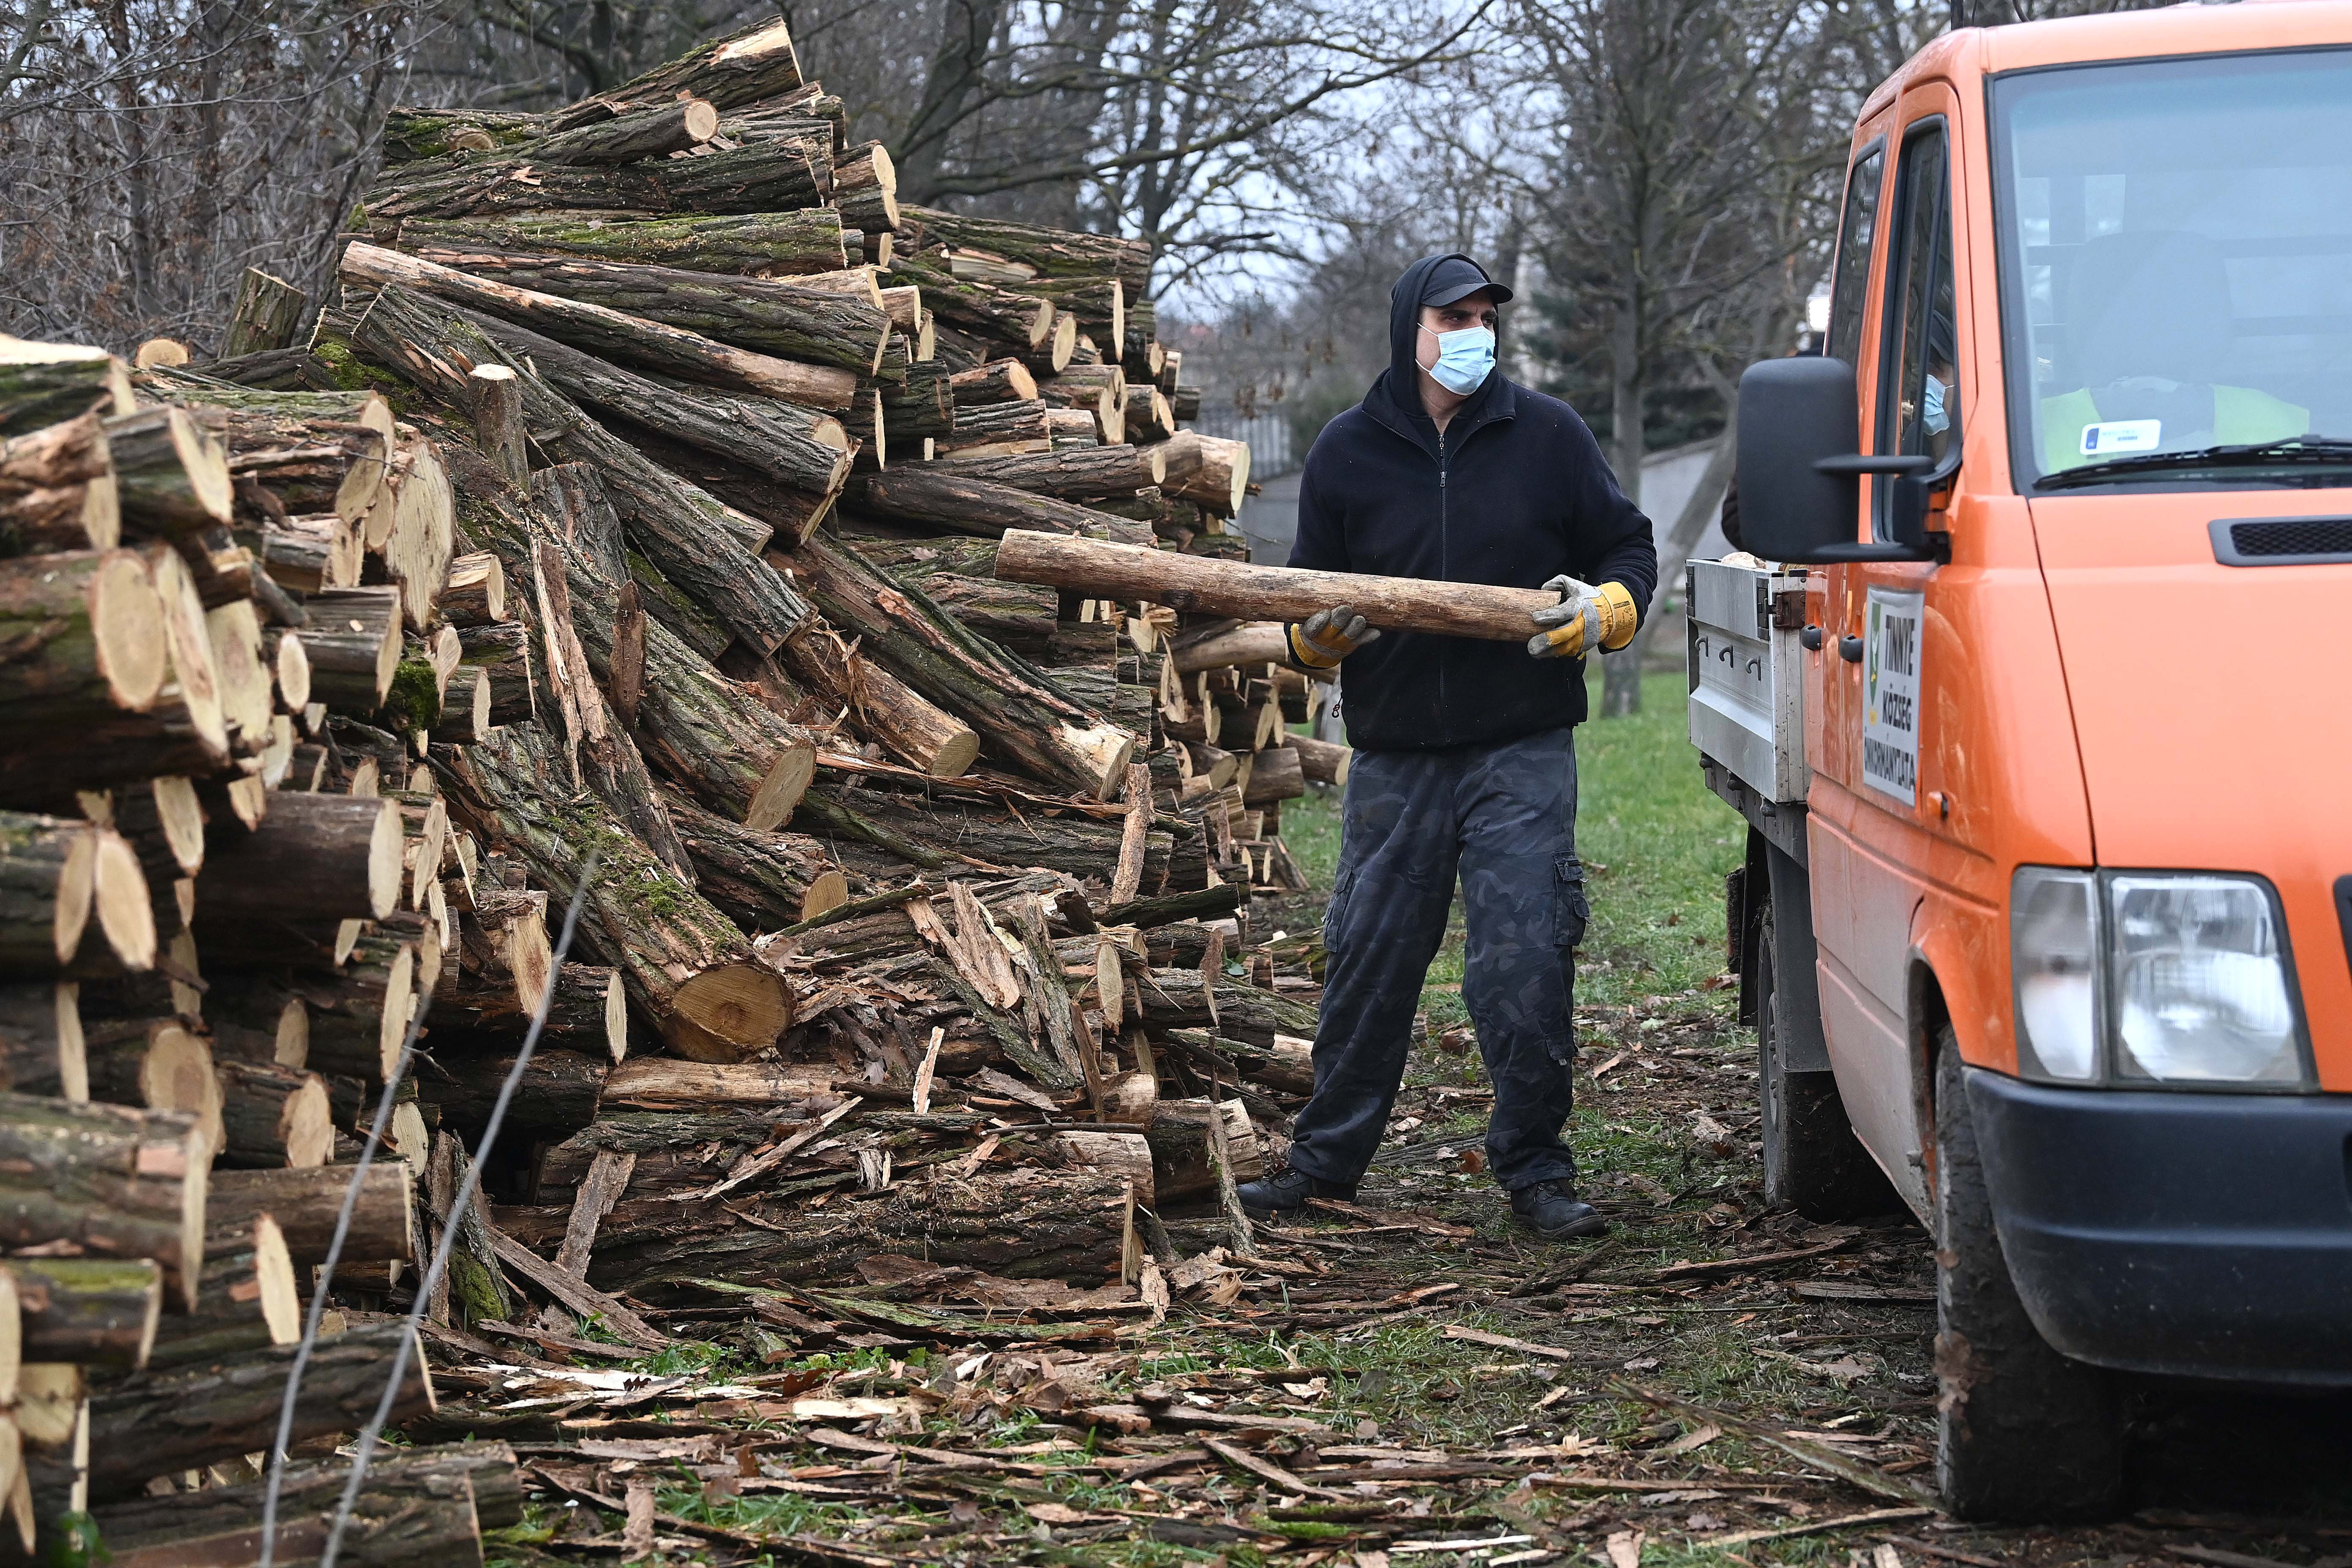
[1923,374,1949,436]
[1421,322,1495,395]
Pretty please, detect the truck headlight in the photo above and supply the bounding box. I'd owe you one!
[2010,868,2313,1090]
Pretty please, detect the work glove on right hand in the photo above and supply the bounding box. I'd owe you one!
[1527,575,1639,660]
[1288,604,1380,670]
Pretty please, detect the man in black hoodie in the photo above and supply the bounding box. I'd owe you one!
[1236,254,1657,1240]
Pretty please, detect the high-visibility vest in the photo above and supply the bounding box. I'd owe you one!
[2039,385,2309,475]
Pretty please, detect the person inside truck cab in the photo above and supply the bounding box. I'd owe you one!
[2038,230,2310,472]
[1231,253,1659,1241]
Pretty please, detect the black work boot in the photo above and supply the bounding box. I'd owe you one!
[1236,1167,1357,1215]
[1511,1179,1609,1240]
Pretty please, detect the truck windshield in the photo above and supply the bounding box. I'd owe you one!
[1993,48,2352,490]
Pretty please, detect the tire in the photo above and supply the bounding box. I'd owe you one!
[1933,1035,2124,1520]
[1756,900,1900,1220]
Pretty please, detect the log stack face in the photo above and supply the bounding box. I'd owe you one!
[0,14,1354,1556]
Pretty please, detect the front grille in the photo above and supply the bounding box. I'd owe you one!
[2212,517,2352,565]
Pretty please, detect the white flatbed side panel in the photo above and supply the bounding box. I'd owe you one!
[1686,559,1809,806]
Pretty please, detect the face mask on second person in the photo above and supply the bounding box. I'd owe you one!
[1421,323,1496,395]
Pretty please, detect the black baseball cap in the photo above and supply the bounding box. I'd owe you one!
[1421,255,1514,308]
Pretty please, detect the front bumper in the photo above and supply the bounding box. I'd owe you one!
[1968,1067,2352,1386]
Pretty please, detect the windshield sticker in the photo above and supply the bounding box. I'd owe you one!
[1862,588,1923,808]
[2081,419,2161,456]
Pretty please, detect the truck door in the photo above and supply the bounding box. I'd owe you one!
[1811,99,1963,1212]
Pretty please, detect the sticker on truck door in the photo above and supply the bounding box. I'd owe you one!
[1862,588,1923,806]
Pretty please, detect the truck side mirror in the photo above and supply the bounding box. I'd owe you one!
[1736,357,1938,564]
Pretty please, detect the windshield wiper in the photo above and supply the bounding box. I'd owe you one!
[2037,435,2352,490]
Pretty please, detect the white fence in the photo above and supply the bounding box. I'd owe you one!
[1188,406,1298,476]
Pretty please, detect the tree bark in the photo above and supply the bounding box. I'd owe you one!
[598,1055,834,1111]
[664,793,851,930]
[143,1214,300,1369]
[0,814,110,974]
[778,625,979,778]
[1290,732,1351,785]
[1210,978,1319,1047]
[584,1167,1126,1294]
[195,792,402,923]
[832,142,898,234]
[994,530,1559,641]
[457,621,535,726]
[531,96,719,163]
[0,345,133,438]
[429,959,626,1059]
[102,406,233,539]
[848,469,1147,542]
[302,585,402,712]
[404,245,890,374]
[221,267,308,359]
[0,413,119,556]
[890,261,1049,348]
[549,16,801,125]
[0,1092,205,1305]
[930,397,1056,457]
[347,288,811,655]
[364,136,830,223]
[88,1444,503,1568]
[1156,432,1251,517]
[206,1161,413,1265]
[182,396,394,524]
[214,1058,333,1168]
[395,210,849,278]
[1241,743,1305,806]
[424,1046,606,1139]
[778,531,1134,798]
[439,724,795,1063]
[0,548,169,727]
[1027,277,1124,348]
[899,206,1151,294]
[250,512,360,593]
[796,784,1166,886]
[947,359,1037,406]
[341,243,856,411]
[4,1258,160,1369]
[438,551,506,628]
[0,981,83,1099]
[455,308,850,495]
[79,1320,434,1502]
[84,1016,223,1157]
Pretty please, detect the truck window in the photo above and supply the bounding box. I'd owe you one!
[1826,147,1885,365]
[1993,47,2352,488]
[1878,122,1958,537]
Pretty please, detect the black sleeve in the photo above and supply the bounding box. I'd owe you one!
[1285,451,1347,572]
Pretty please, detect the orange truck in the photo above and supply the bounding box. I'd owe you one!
[1690,0,2352,1520]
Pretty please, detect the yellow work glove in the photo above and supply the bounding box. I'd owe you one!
[1288,604,1381,670]
[1527,575,1638,660]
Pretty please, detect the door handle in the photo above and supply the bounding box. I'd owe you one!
[1800,626,1825,651]
[1839,634,1865,662]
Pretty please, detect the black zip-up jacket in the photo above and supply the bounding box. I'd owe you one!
[1288,254,1658,751]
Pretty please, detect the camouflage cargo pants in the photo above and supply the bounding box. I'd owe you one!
[1287,724,1590,1192]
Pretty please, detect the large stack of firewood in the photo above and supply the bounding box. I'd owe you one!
[0,14,1356,1562]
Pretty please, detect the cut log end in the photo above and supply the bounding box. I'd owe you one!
[148,778,204,874]
[90,550,170,716]
[798,869,847,923]
[91,830,157,972]
[659,964,793,1064]
[52,827,96,967]
[252,1214,301,1343]
[281,1073,332,1167]
[366,797,404,920]
[742,740,817,834]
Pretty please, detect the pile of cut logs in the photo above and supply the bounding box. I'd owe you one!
[0,14,1353,1563]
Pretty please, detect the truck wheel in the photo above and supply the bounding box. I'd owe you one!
[1756,902,1897,1220]
[1934,1036,2124,1520]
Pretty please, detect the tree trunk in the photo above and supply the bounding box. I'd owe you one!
[780,531,1133,798]
[302,585,402,712]
[403,246,890,374]
[664,793,849,931]
[394,211,849,278]
[424,1047,606,1138]
[365,136,830,223]
[1155,432,1251,517]
[994,530,1558,641]
[1289,732,1351,785]
[831,142,898,234]
[457,311,850,495]
[437,552,506,628]
[930,397,1053,457]
[779,627,979,779]
[0,346,133,438]
[143,1214,300,1369]
[549,16,801,126]
[87,1444,506,1568]
[0,1092,205,1305]
[341,243,855,411]
[584,1167,1126,1294]
[251,512,361,593]
[947,359,1037,407]
[206,1161,414,1265]
[1241,743,1304,806]
[429,960,626,1059]
[346,287,811,656]
[195,792,402,923]
[214,1058,333,1168]
[79,1320,434,1502]
[1028,277,1124,348]
[0,549,170,728]
[1173,621,1287,673]
[889,261,1049,348]
[439,724,794,1063]
[0,413,120,556]
[101,407,233,540]
[848,469,1147,542]
[220,268,308,359]
[4,1257,160,1369]
[531,96,719,163]
[899,206,1151,294]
